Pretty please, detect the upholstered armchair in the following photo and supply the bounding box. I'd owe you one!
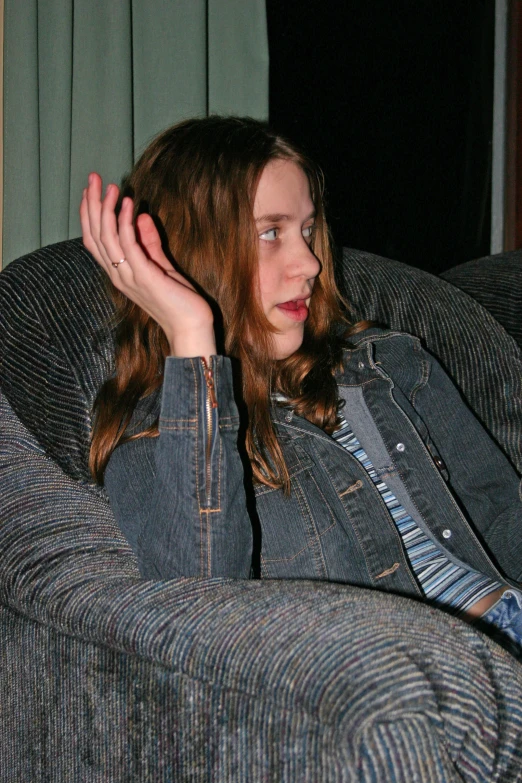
[1,239,522,782]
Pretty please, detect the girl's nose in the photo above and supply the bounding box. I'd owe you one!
[290,242,321,280]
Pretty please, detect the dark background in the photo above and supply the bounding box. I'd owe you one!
[267,0,495,273]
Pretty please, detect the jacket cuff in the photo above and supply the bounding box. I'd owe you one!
[160,355,238,424]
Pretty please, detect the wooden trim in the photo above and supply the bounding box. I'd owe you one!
[505,0,522,250]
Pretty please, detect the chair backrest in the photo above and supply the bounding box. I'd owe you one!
[1,240,521,479]
[0,239,114,483]
[441,249,522,350]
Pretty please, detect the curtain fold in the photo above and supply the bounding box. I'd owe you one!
[3,0,268,266]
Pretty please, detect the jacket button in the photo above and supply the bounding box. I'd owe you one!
[396,443,406,452]
[358,361,365,369]
[442,529,452,539]
[285,411,293,422]
[433,456,446,471]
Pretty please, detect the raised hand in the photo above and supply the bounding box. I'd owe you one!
[80,173,216,361]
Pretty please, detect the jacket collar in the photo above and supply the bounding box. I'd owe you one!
[271,329,403,440]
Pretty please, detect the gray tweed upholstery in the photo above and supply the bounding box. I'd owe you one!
[441,249,522,350]
[0,238,114,483]
[2,240,522,781]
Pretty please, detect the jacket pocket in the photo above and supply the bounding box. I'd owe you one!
[255,441,338,579]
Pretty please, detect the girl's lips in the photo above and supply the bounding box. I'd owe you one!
[276,299,309,322]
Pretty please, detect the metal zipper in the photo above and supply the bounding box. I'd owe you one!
[201,357,218,506]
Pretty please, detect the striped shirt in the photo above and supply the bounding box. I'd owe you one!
[332,412,503,616]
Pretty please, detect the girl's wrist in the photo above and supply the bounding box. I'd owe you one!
[166,328,217,365]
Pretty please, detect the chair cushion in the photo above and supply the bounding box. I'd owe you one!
[340,248,522,473]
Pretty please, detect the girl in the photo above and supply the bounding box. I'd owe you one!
[80,116,522,655]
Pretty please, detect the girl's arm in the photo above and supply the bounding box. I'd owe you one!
[104,354,253,579]
[81,176,253,578]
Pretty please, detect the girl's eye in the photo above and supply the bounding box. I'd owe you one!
[259,228,278,241]
[302,224,315,239]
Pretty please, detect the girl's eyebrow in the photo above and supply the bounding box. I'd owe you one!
[255,210,316,223]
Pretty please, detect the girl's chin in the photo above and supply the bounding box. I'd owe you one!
[270,334,305,360]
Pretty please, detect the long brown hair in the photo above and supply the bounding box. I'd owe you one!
[90,116,353,490]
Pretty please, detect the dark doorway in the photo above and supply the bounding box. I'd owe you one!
[267,0,495,274]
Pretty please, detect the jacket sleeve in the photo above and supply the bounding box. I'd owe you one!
[104,355,253,579]
[378,335,522,581]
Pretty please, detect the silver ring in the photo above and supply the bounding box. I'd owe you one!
[112,258,126,268]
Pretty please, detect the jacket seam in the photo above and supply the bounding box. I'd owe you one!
[337,377,383,389]
[217,437,222,511]
[189,360,204,577]
[294,480,329,577]
[306,471,338,577]
[349,330,410,348]
[160,417,197,423]
[206,510,211,576]
[410,356,431,408]
[261,522,336,564]
[261,482,328,575]
[160,423,197,431]
[254,453,314,495]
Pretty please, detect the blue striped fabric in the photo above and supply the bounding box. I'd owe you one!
[332,414,504,615]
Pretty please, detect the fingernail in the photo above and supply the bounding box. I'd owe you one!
[88,173,93,185]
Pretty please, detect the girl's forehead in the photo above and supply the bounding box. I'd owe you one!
[254,160,313,218]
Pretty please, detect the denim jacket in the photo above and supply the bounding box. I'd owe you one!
[105,329,522,595]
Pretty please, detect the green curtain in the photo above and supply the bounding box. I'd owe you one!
[3,0,268,266]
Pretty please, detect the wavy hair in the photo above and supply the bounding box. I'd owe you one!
[90,116,356,491]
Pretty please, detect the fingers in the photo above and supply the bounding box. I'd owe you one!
[96,181,124,274]
[80,173,174,294]
[79,171,216,348]
[80,182,97,258]
[135,213,172,272]
[83,173,105,261]
[98,186,125,266]
[80,173,120,270]
[81,174,133,291]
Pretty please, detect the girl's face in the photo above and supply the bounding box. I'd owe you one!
[254,159,321,360]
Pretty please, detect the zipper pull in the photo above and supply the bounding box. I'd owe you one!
[201,358,218,408]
